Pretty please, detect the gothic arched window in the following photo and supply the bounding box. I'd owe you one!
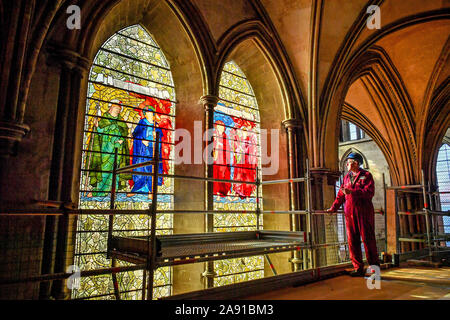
[212,61,263,286]
[75,25,175,299]
[340,120,365,142]
[436,143,450,245]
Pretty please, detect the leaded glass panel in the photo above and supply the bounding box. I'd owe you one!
[213,61,264,286]
[75,25,174,299]
[436,143,450,246]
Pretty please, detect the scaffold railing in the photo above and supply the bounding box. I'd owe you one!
[386,169,450,262]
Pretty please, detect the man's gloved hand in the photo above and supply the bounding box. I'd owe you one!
[343,188,353,195]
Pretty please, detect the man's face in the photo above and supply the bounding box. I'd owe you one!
[346,159,359,172]
[110,104,121,117]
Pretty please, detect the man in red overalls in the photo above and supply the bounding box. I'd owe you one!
[327,153,380,276]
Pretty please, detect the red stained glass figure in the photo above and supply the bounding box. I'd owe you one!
[232,118,257,199]
[213,120,232,196]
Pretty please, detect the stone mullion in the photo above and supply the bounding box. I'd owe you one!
[40,44,89,299]
[41,68,73,300]
[199,95,218,288]
[282,118,303,271]
[39,63,74,300]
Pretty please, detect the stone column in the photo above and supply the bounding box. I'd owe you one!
[40,43,89,300]
[199,95,218,288]
[0,0,61,161]
[0,0,35,162]
[281,118,304,271]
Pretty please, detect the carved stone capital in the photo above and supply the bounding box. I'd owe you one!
[199,95,219,111]
[0,120,31,157]
[46,42,90,74]
[309,167,341,186]
[282,118,302,131]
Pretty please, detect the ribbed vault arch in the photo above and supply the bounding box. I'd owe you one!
[425,80,450,187]
[341,103,397,184]
[320,10,449,184]
[323,47,417,185]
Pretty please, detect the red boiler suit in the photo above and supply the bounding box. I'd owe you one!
[330,168,379,270]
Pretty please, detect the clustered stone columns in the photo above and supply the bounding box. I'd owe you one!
[282,118,304,271]
[39,43,89,300]
[0,0,36,160]
[0,0,63,161]
[199,95,219,288]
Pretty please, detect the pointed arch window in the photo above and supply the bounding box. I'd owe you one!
[75,25,175,299]
[436,143,450,245]
[212,61,263,286]
[340,120,365,142]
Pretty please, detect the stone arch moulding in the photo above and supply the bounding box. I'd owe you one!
[319,9,449,177]
[417,38,450,169]
[321,46,417,186]
[444,128,450,147]
[320,8,450,134]
[165,0,217,95]
[215,19,307,125]
[424,79,450,188]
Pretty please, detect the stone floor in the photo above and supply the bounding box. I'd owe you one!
[244,267,450,300]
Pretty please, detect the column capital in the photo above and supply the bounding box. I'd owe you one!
[0,121,31,157]
[282,118,302,131]
[309,167,341,186]
[199,95,219,109]
[46,42,90,74]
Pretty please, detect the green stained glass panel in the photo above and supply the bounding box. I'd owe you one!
[118,25,159,48]
[103,33,169,68]
[220,71,254,96]
[218,86,258,111]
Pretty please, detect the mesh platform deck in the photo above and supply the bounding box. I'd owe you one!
[109,230,308,267]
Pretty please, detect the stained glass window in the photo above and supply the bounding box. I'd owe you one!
[74,25,175,299]
[213,61,264,286]
[436,143,450,246]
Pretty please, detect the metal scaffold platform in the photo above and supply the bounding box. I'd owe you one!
[387,169,450,265]
[106,132,314,300]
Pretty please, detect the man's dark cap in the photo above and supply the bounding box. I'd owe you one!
[346,152,363,166]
